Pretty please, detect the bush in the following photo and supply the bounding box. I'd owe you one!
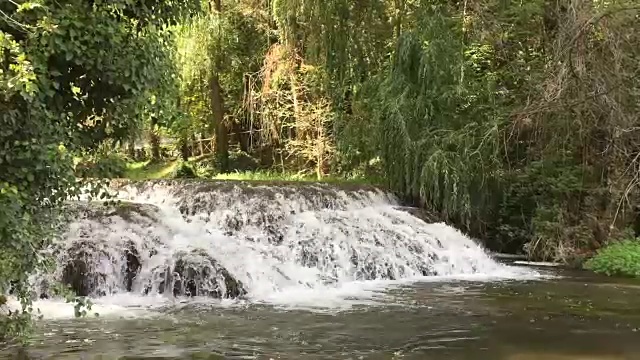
[194,163,217,178]
[75,153,128,178]
[584,237,640,277]
[228,150,260,172]
[173,161,198,178]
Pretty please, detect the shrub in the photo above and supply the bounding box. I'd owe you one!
[228,150,260,172]
[75,153,128,178]
[173,161,198,178]
[584,237,640,277]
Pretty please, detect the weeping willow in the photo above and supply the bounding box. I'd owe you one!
[272,0,391,94]
[174,16,216,136]
[372,5,503,230]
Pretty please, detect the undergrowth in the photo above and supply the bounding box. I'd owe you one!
[584,234,640,277]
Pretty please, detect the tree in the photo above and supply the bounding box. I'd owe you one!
[0,0,199,340]
[210,0,229,171]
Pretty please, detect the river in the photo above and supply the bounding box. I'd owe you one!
[3,180,640,359]
[5,267,640,359]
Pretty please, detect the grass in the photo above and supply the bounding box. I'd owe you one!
[125,160,179,180]
[214,170,382,186]
[122,157,383,187]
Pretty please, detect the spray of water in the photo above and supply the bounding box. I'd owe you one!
[14,180,540,318]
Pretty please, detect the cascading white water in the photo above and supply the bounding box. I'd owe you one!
[18,180,540,317]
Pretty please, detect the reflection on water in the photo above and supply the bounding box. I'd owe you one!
[4,269,640,360]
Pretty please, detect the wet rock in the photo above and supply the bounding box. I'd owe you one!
[148,249,246,299]
[301,245,319,268]
[58,239,142,297]
[225,215,243,232]
[394,206,440,224]
[61,241,110,297]
[355,260,397,281]
[264,226,284,245]
[123,241,141,292]
[65,201,162,224]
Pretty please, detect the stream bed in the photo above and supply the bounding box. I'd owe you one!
[4,267,640,360]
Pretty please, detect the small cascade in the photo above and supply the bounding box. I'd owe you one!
[28,179,538,308]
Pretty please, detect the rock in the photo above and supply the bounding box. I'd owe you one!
[147,249,246,299]
[59,239,142,297]
[394,206,439,224]
[61,241,109,297]
[123,241,141,292]
[64,201,162,224]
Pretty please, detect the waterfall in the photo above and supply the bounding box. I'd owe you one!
[20,180,539,316]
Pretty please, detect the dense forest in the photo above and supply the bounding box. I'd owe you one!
[1,0,639,340]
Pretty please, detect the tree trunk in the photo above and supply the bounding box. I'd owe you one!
[210,0,229,172]
[189,134,197,157]
[149,116,160,161]
[198,133,205,156]
[211,74,228,171]
[127,139,136,159]
[179,136,190,161]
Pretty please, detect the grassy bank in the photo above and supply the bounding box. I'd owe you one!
[122,157,383,187]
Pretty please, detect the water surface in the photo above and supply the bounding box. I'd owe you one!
[5,268,640,360]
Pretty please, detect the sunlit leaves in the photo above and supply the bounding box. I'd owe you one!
[0,0,201,341]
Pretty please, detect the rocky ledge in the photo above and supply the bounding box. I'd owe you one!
[40,201,246,300]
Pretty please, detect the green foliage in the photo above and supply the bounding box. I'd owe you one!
[75,152,129,179]
[171,2,267,142]
[173,161,198,179]
[228,151,260,172]
[2,3,635,343]
[0,0,200,342]
[117,0,638,265]
[369,4,503,230]
[585,236,640,277]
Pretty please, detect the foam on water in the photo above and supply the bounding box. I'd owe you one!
[14,180,542,319]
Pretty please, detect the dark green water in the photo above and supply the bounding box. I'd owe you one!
[4,269,640,360]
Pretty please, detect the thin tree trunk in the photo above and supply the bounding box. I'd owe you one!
[210,0,229,171]
[394,0,405,39]
[211,74,228,170]
[127,139,136,159]
[149,116,160,161]
[179,136,190,161]
[198,133,205,156]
